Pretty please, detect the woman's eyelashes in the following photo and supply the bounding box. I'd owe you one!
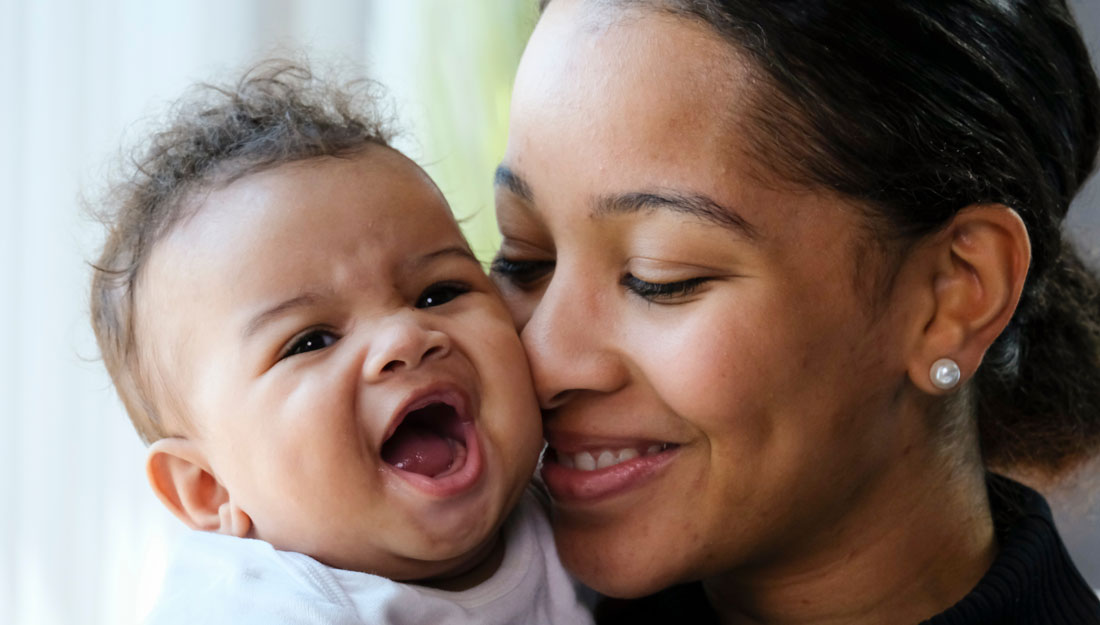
[490,256,554,288]
[621,273,710,301]
[492,253,711,302]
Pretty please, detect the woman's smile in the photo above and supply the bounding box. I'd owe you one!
[542,438,680,502]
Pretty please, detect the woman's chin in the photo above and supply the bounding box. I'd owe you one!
[553,522,693,599]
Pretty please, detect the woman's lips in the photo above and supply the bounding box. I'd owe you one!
[541,442,679,502]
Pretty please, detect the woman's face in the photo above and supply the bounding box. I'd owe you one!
[494,0,921,596]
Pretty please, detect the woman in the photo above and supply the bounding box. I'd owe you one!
[490,0,1100,623]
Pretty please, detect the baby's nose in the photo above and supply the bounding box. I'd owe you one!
[362,312,451,382]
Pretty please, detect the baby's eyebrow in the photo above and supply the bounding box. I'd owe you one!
[242,293,324,340]
[410,245,480,269]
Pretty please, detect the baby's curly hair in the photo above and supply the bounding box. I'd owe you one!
[90,60,393,444]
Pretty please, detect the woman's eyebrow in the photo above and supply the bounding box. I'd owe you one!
[495,165,756,239]
[494,165,534,202]
[592,191,758,240]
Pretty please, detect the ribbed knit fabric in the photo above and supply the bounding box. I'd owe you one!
[595,474,1100,625]
[922,474,1100,624]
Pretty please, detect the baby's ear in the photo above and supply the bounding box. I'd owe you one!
[146,438,252,538]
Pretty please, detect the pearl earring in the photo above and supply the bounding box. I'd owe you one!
[930,358,961,390]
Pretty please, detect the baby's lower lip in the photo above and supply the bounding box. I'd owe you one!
[541,443,679,502]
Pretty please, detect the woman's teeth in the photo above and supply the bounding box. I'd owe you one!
[557,444,670,471]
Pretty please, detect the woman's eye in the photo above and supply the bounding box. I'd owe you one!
[622,274,710,301]
[282,329,338,359]
[490,256,554,288]
[416,281,472,308]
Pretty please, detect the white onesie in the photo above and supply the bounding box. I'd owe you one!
[144,491,594,624]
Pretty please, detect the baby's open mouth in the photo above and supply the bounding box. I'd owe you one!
[381,402,468,478]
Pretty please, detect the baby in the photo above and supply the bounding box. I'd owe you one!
[90,62,591,624]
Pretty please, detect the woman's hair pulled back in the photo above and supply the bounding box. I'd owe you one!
[566,0,1100,476]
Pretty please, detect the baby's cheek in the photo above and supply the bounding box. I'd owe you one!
[469,317,541,426]
[479,320,535,375]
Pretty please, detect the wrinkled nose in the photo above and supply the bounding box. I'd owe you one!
[363,311,451,382]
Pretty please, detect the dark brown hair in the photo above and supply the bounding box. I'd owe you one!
[545,0,1100,476]
[90,60,392,443]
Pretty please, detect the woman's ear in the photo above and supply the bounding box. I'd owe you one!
[904,204,1031,394]
[146,438,252,537]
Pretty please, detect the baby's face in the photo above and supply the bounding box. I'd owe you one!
[139,146,543,580]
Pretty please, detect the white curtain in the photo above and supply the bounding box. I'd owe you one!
[1,2,1097,625]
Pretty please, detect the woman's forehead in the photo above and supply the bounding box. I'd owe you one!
[513,0,747,124]
[510,3,752,178]
[504,1,824,235]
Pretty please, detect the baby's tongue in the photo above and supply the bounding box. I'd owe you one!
[381,425,455,477]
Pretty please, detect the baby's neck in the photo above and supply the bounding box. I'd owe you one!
[416,531,506,592]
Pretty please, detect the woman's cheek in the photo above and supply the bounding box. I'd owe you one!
[493,282,538,330]
[611,273,802,432]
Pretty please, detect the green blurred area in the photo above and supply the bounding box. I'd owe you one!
[409,1,539,263]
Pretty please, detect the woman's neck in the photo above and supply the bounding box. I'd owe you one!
[702,438,995,625]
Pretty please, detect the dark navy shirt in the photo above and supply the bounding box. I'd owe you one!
[595,474,1100,624]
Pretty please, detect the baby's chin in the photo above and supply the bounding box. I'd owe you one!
[298,518,506,585]
[250,415,538,583]
[282,476,525,582]
[401,529,506,591]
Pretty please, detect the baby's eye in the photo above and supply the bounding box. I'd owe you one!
[281,329,338,359]
[490,256,554,288]
[622,274,711,302]
[416,281,472,308]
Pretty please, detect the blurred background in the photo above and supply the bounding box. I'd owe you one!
[0,1,1096,624]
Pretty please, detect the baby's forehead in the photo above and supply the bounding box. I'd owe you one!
[196,148,453,226]
[169,150,458,256]
[138,147,468,330]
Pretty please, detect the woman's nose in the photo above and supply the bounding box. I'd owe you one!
[362,311,451,382]
[521,270,628,410]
